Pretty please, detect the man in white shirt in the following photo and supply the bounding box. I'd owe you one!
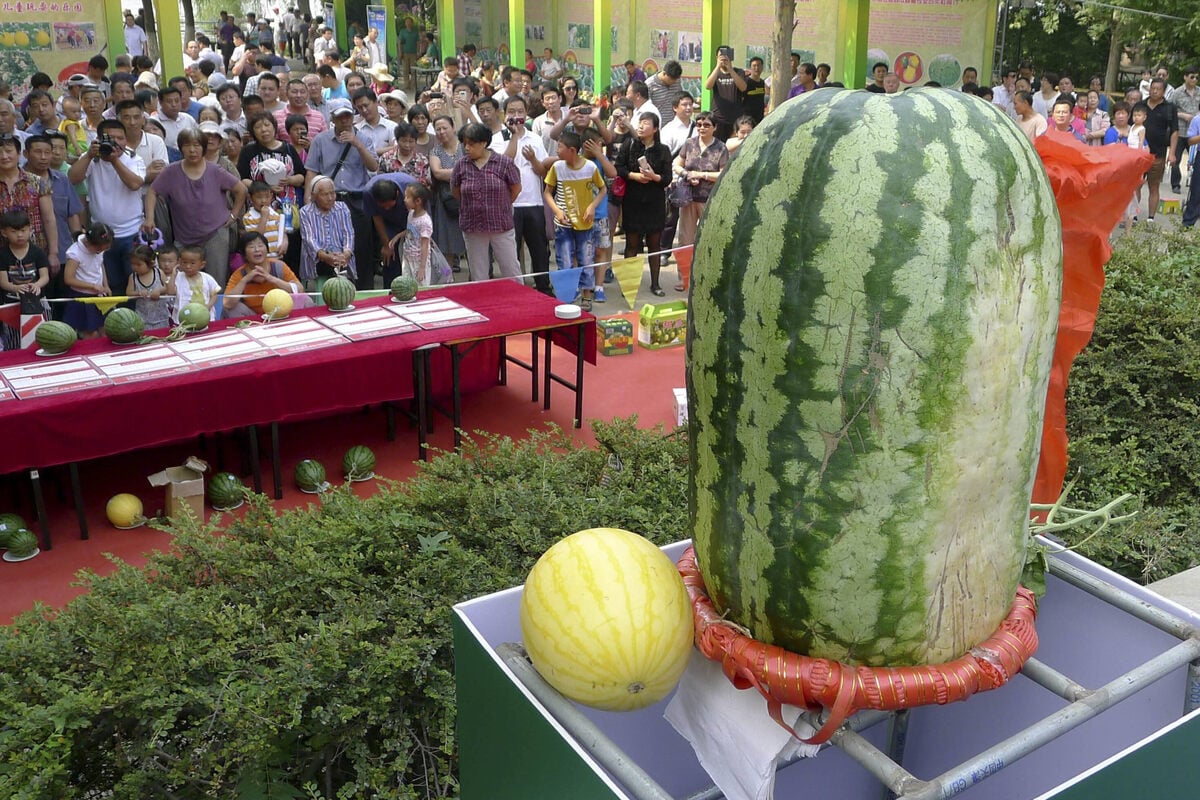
[660,93,695,157]
[198,35,225,74]
[626,80,661,126]
[539,48,563,82]
[492,95,554,294]
[123,12,149,57]
[66,118,148,291]
[115,100,167,193]
[286,9,303,60]
[992,68,1018,119]
[491,67,520,109]
[216,83,249,136]
[256,73,286,115]
[532,84,564,152]
[352,88,397,154]
[365,27,384,69]
[152,85,199,149]
[280,8,297,57]
[312,27,336,64]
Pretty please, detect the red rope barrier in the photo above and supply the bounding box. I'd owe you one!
[678,546,1039,744]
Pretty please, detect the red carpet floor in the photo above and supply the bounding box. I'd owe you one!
[1,318,686,624]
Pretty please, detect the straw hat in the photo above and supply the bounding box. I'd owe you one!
[134,71,159,91]
[366,63,395,83]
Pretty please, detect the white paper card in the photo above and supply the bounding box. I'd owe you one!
[1,357,111,398]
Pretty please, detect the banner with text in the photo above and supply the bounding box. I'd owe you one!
[366,5,387,64]
[0,0,109,101]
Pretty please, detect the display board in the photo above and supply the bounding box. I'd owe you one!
[0,0,110,100]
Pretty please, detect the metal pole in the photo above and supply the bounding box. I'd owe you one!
[883,710,912,800]
[1186,658,1200,715]
[899,637,1200,800]
[1019,657,1092,702]
[1049,558,1199,641]
[497,643,677,800]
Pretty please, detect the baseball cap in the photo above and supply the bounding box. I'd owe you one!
[207,73,228,91]
[327,98,354,117]
[379,90,411,108]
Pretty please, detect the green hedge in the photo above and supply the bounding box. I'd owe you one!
[1063,228,1200,580]
[0,420,690,799]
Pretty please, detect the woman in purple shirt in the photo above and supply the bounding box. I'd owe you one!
[450,122,522,283]
[145,127,247,283]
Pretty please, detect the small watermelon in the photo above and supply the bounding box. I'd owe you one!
[390,275,418,302]
[0,513,26,549]
[6,529,39,559]
[342,445,376,481]
[208,472,246,510]
[104,307,145,344]
[294,459,329,493]
[262,288,294,320]
[178,302,210,331]
[321,276,356,310]
[35,320,77,354]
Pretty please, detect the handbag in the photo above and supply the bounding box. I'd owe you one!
[668,176,692,208]
[438,182,460,216]
[611,176,627,198]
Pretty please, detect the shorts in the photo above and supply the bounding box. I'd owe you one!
[593,216,611,250]
[1147,155,1167,186]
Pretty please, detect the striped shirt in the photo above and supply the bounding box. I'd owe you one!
[299,201,356,281]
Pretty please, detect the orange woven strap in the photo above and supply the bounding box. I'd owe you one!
[678,546,1039,744]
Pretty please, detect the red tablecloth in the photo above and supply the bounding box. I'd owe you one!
[0,281,595,474]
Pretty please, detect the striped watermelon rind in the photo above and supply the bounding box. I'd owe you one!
[295,459,329,494]
[390,275,418,302]
[342,445,376,481]
[5,529,39,559]
[208,472,246,510]
[322,277,356,310]
[688,88,1062,667]
[104,307,145,344]
[35,320,77,353]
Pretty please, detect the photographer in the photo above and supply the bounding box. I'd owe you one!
[67,119,147,292]
[492,96,553,294]
[548,97,614,146]
[705,45,746,140]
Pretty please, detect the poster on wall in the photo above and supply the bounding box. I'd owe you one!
[677,32,702,63]
[0,2,108,101]
[611,26,619,54]
[649,30,670,60]
[366,5,387,62]
[567,23,591,51]
[462,0,483,40]
[746,44,771,71]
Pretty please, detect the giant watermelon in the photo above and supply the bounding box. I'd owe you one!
[688,88,1062,667]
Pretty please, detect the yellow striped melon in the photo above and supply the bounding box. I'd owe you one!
[519,528,694,711]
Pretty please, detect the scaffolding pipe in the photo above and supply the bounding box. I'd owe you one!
[497,643,676,800]
[883,710,913,800]
[1186,658,1200,715]
[1019,657,1093,702]
[1049,559,1200,641]
[898,637,1200,800]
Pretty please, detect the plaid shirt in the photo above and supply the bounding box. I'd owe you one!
[451,152,519,233]
[457,52,474,78]
[0,169,50,254]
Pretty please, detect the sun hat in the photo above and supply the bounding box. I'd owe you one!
[379,89,411,108]
[366,63,395,83]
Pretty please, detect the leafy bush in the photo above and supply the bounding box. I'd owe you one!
[1064,228,1200,581]
[0,420,689,799]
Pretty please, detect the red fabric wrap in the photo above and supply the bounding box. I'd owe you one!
[678,546,1039,744]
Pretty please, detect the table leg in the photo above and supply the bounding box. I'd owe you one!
[385,402,397,441]
[270,422,282,500]
[414,344,436,461]
[543,332,553,411]
[248,425,262,494]
[574,323,585,428]
[30,468,50,551]
[451,344,463,450]
[531,331,540,402]
[499,336,508,386]
[70,461,88,540]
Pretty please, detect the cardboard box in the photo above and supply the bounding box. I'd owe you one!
[637,301,688,349]
[597,318,634,356]
[148,456,208,520]
[672,387,687,426]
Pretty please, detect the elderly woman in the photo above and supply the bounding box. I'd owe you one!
[428,114,465,272]
[0,135,59,275]
[299,175,355,286]
[671,110,728,291]
[223,231,303,318]
[378,122,431,186]
[146,127,246,283]
[200,120,239,177]
[451,122,521,281]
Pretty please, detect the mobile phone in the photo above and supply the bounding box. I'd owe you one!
[637,155,650,171]
[717,46,734,59]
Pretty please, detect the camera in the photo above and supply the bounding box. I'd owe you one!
[506,115,527,127]
[717,45,735,59]
[576,105,592,116]
[97,134,116,159]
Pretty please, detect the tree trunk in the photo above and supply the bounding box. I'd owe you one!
[181,0,196,45]
[1104,13,1122,95]
[771,0,796,112]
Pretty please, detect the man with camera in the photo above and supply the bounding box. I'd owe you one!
[706,45,746,140]
[66,119,147,292]
[492,95,553,294]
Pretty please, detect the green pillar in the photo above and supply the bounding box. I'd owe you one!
[335,0,349,53]
[835,0,870,90]
[153,0,183,79]
[593,0,611,96]
[701,0,724,111]
[508,0,526,78]
[104,0,126,57]
[982,0,999,82]
[439,0,457,62]
[386,1,397,62]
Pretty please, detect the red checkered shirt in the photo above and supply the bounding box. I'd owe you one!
[451,152,520,233]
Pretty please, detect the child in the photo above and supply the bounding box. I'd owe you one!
[401,183,435,285]
[58,97,89,162]
[126,245,171,330]
[581,130,615,302]
[156,245,180,322]
[241,180,287,260]
[543,131,606,310]
[1130,103,1150,222]
[0,210,51,350]
[171,244,220,323]
[62,223,113,338]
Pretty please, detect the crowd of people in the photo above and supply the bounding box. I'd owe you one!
[0,15,1184,346]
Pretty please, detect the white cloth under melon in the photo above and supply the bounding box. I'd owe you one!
[665,650,821,800]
